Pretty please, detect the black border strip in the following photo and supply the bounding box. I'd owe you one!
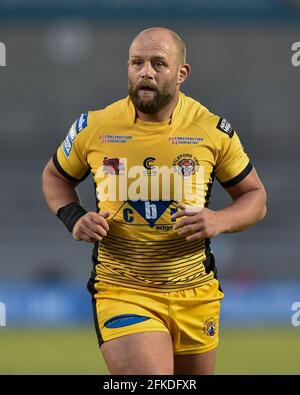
[52,152,90,182]
[219,161,253,188]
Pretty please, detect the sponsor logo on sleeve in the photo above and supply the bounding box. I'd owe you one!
[62,124,77,158]
[216,117,234,138]
[62,113,88,158]
[68,124,77,141]
[76,113,88,133]
[62,133,73,158]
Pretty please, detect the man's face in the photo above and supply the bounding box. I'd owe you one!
[128,33,181,114]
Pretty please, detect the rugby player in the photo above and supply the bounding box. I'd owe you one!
[42,27,267,375]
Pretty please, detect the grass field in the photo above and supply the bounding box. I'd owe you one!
[0,327,299,375]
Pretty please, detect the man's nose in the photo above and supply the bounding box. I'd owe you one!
[141,61,155,79]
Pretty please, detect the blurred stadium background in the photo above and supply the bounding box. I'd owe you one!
[1,0,300,375]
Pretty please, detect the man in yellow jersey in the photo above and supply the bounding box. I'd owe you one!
[42,27,267,375]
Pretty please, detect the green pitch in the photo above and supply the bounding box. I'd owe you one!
[0,327,299,375]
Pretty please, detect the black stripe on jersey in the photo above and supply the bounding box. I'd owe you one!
[98,267,205,281]
[107,233,203,247]
[99,254,205,268]
[100,241,205,258]
[100,251,205,270]
[99,252,205,267]
[99,251,205,270]
[127,264,205,278]
[52,152,90,182]
[102,238,204,256]
[218,161,253,188]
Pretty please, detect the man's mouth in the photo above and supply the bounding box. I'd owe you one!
[139,86,156,92]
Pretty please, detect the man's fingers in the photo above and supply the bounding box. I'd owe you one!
[87,231,103,242]
[77,229,103,243]
[186,231,204,242]
[173,216,201,230]
[76,224,107,240]
[171,203,203,220]
[172,209,195,220]
[173,219,188,230]
[178,223,199,236]
[87,212,110,231]
[73,210,110,242]
[88,223,107,238]
[99,211,110,219]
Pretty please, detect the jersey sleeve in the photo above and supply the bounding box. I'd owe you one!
[214,118,253,188]
[53,112,91,182]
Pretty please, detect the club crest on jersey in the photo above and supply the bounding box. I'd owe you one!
[103,157,125,175]
[216,117,234,138]
[172,154,200,179]
[203,317,216,338]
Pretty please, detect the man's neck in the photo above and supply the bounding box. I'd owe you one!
[136,94,179,123]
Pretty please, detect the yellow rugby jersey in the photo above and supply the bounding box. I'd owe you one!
[53,92,252,292]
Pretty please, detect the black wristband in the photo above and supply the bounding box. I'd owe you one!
[57,202,87,233]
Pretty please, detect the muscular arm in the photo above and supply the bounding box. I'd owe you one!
[42,158,80,215]
[173,168,267,241]
[216,167,267,233]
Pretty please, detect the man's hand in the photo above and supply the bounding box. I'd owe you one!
[72,211,110,243]
[172,202,223,242]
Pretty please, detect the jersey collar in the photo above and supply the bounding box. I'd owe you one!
[124,91,185,128]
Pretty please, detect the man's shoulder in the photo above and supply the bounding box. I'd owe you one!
[87,97,129,128]
[182,94,219,130]
[69,98,129,145]
[181,94,234,140]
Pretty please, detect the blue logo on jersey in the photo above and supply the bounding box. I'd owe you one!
[62,133,73,158]
[104,314,150,328]
[127,200,174,227]
[123,208,134,223]
[76,113,88,133]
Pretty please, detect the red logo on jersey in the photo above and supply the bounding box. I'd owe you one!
[103,157,123,175]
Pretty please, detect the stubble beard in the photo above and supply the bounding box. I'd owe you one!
[128,78,177,114]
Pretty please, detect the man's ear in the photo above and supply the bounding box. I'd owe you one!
[178,64,191,84]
